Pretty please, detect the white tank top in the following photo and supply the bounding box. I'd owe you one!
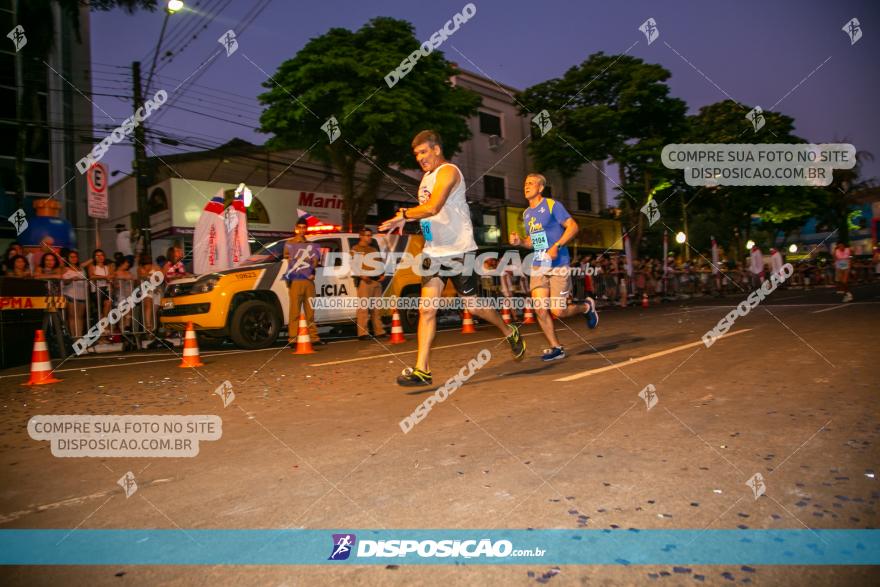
[417,163,477,258]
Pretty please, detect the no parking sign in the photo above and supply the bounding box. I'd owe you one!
[87,163,108,219]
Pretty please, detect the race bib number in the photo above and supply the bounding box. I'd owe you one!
[420,220,433,242]
[531,230,548,251]
[836,260,849,270]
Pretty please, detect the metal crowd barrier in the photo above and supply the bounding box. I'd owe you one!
[37,276,163,354]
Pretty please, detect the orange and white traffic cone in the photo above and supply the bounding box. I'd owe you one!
[522,302,536,324]
[292,313,315,355]
[389,308,406,344]
[642,293,649,308]
[179,323,205,367]
[501,306,512,325]
[23,329,62,386]
[461,309,476,334]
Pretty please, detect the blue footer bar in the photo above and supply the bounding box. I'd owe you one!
[1,530,877,565]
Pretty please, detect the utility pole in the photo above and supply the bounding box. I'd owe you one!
[12,0,26,210]
[680,190,691,261]
[132,61,152,257]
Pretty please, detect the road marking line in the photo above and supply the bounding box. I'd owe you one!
[0,348,278,378]
[811,304,851,314]
[553,328,752,382]
[309,332,545,367]
[0,328,468,376]
[660,307,731,317]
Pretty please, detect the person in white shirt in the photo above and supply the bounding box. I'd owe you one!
[769,247,784,274]
[379,130,525,386]
[749,245,764,289]
[61,250,88,338]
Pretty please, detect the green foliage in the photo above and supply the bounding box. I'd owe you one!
[517,52,688,253]
[679,100,820,255]
[517,52,687,179]
[258,17,480,226]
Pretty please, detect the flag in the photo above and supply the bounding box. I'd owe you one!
[225,183,251,268]
[193,191,230,275]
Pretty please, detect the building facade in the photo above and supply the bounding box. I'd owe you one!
[1,1,94,249]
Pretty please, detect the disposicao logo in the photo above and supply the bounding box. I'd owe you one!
[328,533,356,560]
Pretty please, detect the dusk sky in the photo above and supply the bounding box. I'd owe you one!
[90,0,880,195]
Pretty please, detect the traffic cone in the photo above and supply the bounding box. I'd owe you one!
[461,309,476,334]
[501,306,512,325]
[389,308,406,344]
[23,330,62,386]
[522,302,536,324]
[642,293,649,308]
[179,323,204,367]
[292,313,315,355]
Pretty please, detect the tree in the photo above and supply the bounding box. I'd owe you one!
[817,148,875,245]
[680,100,816,258]
[12,0,157,208]
[258,17,481,228]
[516,52,687,253]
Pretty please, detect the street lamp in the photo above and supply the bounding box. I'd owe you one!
[675,231,686,244]
[788,243,798,254]
[746,239,755,250]
[145,1,185,96]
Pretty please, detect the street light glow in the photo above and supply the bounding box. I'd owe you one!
[788,243,798,253]
[167,0,184,13]
[746,239,755,250]
[675,231,686,244]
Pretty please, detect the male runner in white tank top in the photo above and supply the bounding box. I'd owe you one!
[380,130,526,386]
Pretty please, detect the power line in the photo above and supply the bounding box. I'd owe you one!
[158,103,259,129]
[150,70,261,101]
[145,122,238,145]
[155,0,235,72]
[152,0,274,126]
[167,96,262,123]
[91,61,130,70]
[152,0,225,58]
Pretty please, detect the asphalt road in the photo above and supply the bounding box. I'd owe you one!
[1,284,878,585]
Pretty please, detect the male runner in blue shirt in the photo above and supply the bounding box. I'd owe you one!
[510,173,598,362]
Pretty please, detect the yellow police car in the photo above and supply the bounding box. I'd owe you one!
[159,232,435,349]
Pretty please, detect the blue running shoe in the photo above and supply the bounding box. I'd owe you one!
[542,346,566,362]
[584,297,599,329]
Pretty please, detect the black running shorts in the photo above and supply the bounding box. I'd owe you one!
[420,255,479,297]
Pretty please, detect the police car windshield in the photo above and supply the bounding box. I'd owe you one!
[242,240,285,265]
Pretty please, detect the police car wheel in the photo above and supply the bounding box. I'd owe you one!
[229,299,280,349]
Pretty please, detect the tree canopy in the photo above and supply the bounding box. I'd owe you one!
[258,17,480,227]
